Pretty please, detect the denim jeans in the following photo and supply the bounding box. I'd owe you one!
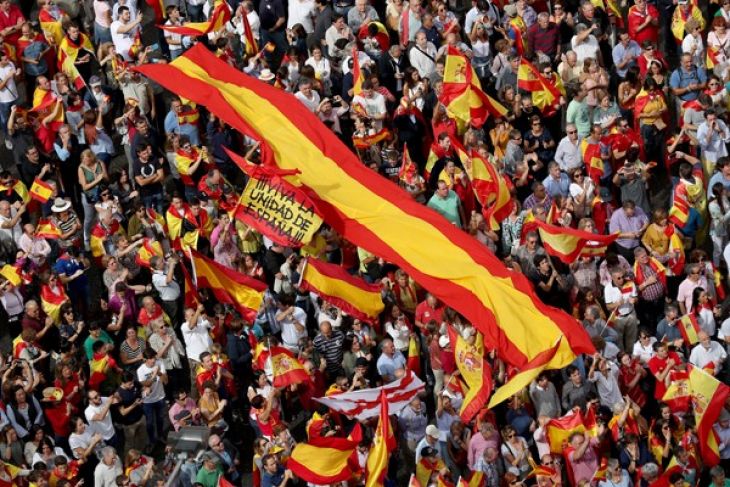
[142,193,164,214]
[142,399,167,444]
[81,193,96,249]
[0,99,15,136]
[94,22,112,44]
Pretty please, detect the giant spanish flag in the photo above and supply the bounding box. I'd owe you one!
[288,437,358,484]
[189,248,266,322]
[545,408,598,453]
[299,257,384,322]
[447,326,492,421]
[441,46,507,130]
[158,0,231,36]
[134,45,594,403]
[536,221,619,263]
[517,58,563,117]
[365,391,394,487]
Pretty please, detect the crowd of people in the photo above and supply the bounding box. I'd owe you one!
[1,0,730,486]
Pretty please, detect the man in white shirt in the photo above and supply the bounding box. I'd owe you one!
[0,49,19,148]
[325,14,352,58]
[151,255,180,323]
[697,109,730,175]
[588,355,623,410]
[275,295,307,352]
[689,331,727,375]
[408,31,437,78]
[94,447,123,487]
[163,5,185,60]
[294,78,321,112]
[603,270,639,352]
[110,6,142,61]
[0,200,25,247]
[137,348,168,444]
[554,124,583,173]
[351,80,387,130]
[288,0,316,32]
[181,304,212,398]
[85,392,119,449]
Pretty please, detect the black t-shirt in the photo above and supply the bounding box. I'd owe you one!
[133,159,163,197]
[114,384,144,425]
[258,0,285,31]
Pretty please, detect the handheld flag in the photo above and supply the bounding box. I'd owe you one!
[288,437,358,484]
[352,47,363,97]
[35,218,61,239]
[29,179,53,203]
[447,326,492,421]
[517,58,564,116]
[407,335,421,376]
[299,257,384,322]
[365,391,394,487]
[678,314,701,345]
[158,0,231,36]
[242,10,258,56]
[536,221,619,263]
[188,248,266,322]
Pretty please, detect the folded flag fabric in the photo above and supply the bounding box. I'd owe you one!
[314,370,424,421]
[365,391,394,487]
[299,257,384,322]
[29,178,53,203]
[188,248,266,322]
[158,0,231,36]
[35,218,61,239]
[41,283,68,323]
[536,221,619,263]
[678,314,701,345]
[134,45,595,409]
[288,437,358,484]
[447,326,492,421]
[545,408,598,453]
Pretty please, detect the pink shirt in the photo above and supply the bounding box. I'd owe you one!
[468,432,499,469]
[568,438,599,484]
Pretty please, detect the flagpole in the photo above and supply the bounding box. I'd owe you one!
[187,248,197,286]
[297,257,308,288]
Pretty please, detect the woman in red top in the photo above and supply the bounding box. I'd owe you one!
[617,352,647,408]
[53,361,84,411]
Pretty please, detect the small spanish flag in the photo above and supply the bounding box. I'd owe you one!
[180,263,200,309]
[365,391,394,487]
[352,47,363,97]
[29,178,53,203]
[407,335,421,376]
[678,314,701,345]
[545,407,598,453]
[242,10,258,56]
[41,283,68,323]
[0,264,21,286]
[591,458,608,481]
[448,326,493,421]
[458,472,485,487]
[536,220,619,263]
[268,345,309,387]
[299,257,384,322]
[189,248,266,322]
[36,218,61,239]
[135,238,163,268]
[288,437,357,484]
[0,178,30,204]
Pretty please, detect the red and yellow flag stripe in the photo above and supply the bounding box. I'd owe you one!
[29,178,53,203]
[536,221,619,263]
[189,248,266,322]
[299,257,384,322]
[288,437,357,484]
[134,46,594,403]
[678,314,701,345]
[36,218,61,239]
[158,0,231,36]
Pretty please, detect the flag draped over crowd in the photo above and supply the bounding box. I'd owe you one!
[135,45,595,404]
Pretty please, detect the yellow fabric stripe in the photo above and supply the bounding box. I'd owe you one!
[537,228,580,256]
[195,258,263,310]
[172,57,572,366]
[291,444,351,476]
[303,263,383,317]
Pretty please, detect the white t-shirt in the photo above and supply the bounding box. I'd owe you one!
[164,20,183,51]
[110,20,135,61]
[137,360,167,403]
[287,0,315,32]
[69,430,93,459]
[279,307,307,350]
[181,317,212,362]
[295,90,321,113]
[0,63,18,103]
[85,397,115,440]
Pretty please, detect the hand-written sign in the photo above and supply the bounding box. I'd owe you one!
[235,173,323,247]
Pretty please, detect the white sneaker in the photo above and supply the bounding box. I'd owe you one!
[4,139,12,150]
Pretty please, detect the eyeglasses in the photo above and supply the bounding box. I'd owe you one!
[646,46,654,50]
[567,130,577,134]
[527,240,537,245]
[574,173,584,178]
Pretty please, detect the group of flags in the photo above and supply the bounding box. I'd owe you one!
[136,44,595,410]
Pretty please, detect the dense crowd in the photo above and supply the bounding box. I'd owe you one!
[1,0,730,486]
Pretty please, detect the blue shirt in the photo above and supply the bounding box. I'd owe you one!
[612,41,641,77]
[53,255,88,295]
[261,466,285,487]
[22,40,48,76]
[376,351,407,380]
[164,110,200,145]
[542,173,571,198]
[709,171,730,192]
[669,66,707,101]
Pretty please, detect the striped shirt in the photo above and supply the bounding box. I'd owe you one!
[312,330,345,373]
